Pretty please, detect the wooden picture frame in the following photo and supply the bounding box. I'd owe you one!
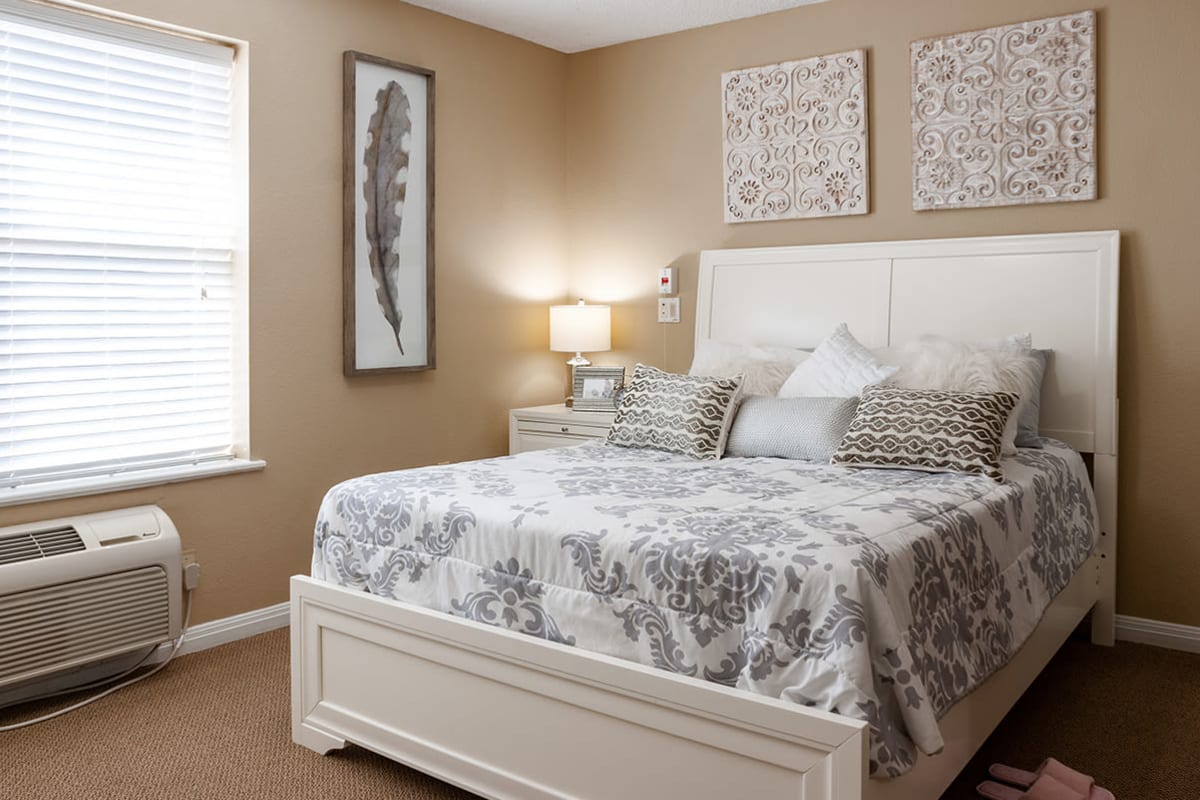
[572,366,625,412]
[343,51,435,375]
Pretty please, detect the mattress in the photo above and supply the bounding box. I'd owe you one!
[313,440,1097,778]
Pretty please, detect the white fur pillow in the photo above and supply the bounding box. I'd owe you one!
[689,340,810,396]
[777,324,896,398]
[887,335,1040,455]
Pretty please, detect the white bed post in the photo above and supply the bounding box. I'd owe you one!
[1090,230,1119,646]
[1090,453,1117,646]
[290,583,348,755]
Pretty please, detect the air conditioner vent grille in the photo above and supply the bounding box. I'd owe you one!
[0,566,169,686]
[0,526,85,565]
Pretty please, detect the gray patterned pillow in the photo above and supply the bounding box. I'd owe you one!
[726,396,859,462]
[831,385,1018,481]
[607,364,742,460]
[1014,348,1050,448]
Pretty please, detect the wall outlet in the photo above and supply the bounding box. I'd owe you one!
[181,549,201,590]
[657,297,680,323]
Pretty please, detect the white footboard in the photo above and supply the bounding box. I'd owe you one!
[290,575,868,800]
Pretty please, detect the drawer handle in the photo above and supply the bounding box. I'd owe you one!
[561,426,569,433]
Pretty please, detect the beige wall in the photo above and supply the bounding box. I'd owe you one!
[565,0,1200,626]
[0,0,569,625]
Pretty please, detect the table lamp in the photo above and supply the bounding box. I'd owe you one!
[550,299,611,405]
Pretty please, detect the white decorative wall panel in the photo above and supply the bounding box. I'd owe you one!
[911,11,1096,210]
[723,50,868,222]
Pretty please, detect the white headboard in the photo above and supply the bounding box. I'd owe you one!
[696,231,1119,455]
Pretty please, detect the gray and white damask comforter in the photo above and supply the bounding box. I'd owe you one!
[313,441,1097,778]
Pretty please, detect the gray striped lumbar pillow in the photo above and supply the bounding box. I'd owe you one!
[831,385,1018,481]
[726,396,859,462]
[607,364,743,460]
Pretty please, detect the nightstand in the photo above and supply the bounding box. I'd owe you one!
[508,404,616,454]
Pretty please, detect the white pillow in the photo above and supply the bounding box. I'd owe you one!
[887,334,1039,455]
[689,340,810,396]
[777,324,896,398]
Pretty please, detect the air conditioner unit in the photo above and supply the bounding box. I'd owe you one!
[0,505,181,698]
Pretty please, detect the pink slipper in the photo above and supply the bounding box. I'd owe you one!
[977,774,1087,800]
[989,759,1115,800]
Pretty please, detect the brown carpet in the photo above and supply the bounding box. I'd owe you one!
[1,628,1196,799]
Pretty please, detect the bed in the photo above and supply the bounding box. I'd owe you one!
[291,230,1119,800]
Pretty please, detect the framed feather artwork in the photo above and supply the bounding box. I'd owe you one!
[343,51,435,374]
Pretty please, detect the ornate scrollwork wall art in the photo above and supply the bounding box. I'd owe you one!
[723,50,868,223]
[911,11,1096,210]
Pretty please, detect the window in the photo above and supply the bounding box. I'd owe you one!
[0,1,257,504]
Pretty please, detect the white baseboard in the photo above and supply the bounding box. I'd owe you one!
[178,607,1200,658]
[1115,614,1200,654]
[174,609,1200,659]
[177,601,290,657]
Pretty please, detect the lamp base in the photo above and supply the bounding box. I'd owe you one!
[564,355,590,407]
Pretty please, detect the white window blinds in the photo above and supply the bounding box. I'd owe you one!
[0,1,239,489]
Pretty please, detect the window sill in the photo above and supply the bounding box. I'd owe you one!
[0,459,267,509]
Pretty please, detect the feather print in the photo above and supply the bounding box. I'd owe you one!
[363,81,411,355]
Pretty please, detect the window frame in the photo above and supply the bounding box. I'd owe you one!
[0,0,260,508]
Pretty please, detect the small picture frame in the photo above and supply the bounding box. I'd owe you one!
[572,366,625,412]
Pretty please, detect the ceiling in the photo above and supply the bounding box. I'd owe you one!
[403,0,830,53]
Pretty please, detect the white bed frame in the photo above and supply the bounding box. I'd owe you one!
[292,230,1119,800]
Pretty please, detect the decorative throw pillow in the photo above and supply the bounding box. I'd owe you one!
[777,323,897,398]
[608,364,743,460]
[1014,348,1051,448]
[831,385,1018,481]
[725,396,859,462]
[886,334,1039,455]
[689,340,810,396]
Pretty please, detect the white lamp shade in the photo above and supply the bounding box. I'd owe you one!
[549,302,611,353]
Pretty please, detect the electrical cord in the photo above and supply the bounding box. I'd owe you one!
[6,618,184,707]
[2,643,159,708]
[0,588,194,732]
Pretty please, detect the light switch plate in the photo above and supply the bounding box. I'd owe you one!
[657,297,680,323]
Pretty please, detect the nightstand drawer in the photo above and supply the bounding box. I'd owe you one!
[515,432,592,452]
[518,419,611,438]
[508,404,616,454]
